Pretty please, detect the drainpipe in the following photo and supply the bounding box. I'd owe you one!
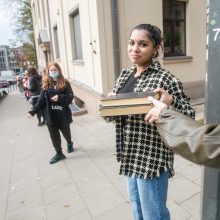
[111,0,121,78]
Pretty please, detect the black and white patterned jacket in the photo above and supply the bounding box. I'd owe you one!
[106,62,195,179]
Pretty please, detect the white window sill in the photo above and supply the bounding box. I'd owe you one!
[161,56,193,64]
[71,59,84,66]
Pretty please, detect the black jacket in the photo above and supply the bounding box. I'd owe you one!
[29,75,42,96]
[29,80,74,126]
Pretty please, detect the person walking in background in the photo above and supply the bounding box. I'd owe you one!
[145,88,220,169]
[27,67,46,126]
[27,62,74,164]
[103,24,195,220]
[23,71,30,101]
[17,75,24,96]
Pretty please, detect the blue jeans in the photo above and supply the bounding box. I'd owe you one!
[126,171,170,220]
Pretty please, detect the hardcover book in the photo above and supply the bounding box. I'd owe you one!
[100,91,158,107]
[99,91,158,116]
[99,104,153,116]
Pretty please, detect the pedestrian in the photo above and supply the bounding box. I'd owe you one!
[103,23,195,220]
[23,71,30,101]
[145,88,220,169]
[27,67,46,126]
[17,75,24,96]
[27,62,74,164]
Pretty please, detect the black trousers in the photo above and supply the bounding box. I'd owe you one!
[32,97,44,123]
[47,124,72,153]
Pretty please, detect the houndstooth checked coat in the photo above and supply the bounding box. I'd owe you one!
[105,62,195,179]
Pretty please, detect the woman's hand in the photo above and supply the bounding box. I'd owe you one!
[27,112,33,119]
[154,87,173,106]
[145,97,167,123]
[51,95,58,102]
[107,92,117,98]
[145,88,172,123]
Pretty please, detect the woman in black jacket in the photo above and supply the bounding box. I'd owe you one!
[27,67,45,126]
[28,62,74,164]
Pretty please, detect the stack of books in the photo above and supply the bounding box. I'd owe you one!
[99,91,159,116]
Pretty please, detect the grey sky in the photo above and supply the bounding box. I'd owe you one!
[0,3,15,46]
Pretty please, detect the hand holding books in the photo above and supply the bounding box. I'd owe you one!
[145,88,173,123]
[144,97,167,123]
[152,87,173,106]
[107,92,117,97]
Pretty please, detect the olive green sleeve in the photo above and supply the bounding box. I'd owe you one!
[157,109,220,168]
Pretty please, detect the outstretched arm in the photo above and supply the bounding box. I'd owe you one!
[145,89,220,168]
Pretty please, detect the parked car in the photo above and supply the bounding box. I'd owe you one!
[0,70,17,85]
[0,79,9,99]
[0,79,9,88]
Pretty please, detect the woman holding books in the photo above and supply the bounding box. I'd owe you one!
[105,23,195,220]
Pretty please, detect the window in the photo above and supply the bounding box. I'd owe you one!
[70,10,83,60]
[163,0,186,57]
[41,0,46,28]
[53,26,60,58]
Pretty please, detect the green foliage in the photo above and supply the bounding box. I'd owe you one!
[2,0,37,66]
[23,42,37,67]
[16,0,33,37]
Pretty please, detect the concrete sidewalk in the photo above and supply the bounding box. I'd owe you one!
[0,91,203,220]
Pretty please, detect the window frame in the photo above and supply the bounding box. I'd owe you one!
[53,25,60,59]
[69,7,83,62]
[163,0,187,57]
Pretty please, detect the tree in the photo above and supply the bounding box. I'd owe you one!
[1,0,37,66]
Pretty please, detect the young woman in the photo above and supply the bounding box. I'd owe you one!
[27,67,45,126]
[104,24,195,220]
[28,62,74,164]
